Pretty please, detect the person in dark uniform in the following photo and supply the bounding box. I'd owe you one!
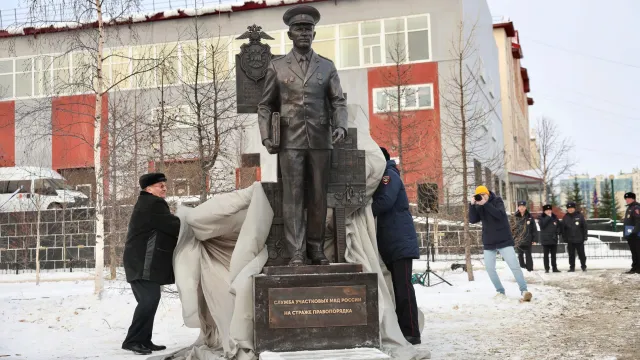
[560,202,588,272]
[622,192,640,274]
[514,200,535,272]
[372,147,421,345]
[538,204,561,273]
[122,173,181,355]
[257,4,347,266]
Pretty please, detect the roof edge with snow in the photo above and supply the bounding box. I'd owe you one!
[0,0,327,39]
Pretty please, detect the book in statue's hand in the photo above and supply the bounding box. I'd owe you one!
[271,112,280,148]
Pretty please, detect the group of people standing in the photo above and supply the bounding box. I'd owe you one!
[514,191,640,275]
[514,201,589,273]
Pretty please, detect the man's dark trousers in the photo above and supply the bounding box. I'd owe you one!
[123,280,161,346]
[629,240,640,271]
[385,258,420,338]
[543,245,558,271]
[517,246,533,271]
[567,243,587,270]
[279,149,331,257]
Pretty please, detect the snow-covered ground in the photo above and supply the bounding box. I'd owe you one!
[1,260,639,360]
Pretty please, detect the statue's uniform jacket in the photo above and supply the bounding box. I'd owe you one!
[257,50,347,149]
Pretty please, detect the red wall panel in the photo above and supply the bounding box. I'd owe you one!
[0,101,15,167]
[51,94,109,170]
[368,62,443,202]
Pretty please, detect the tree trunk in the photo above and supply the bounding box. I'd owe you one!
[35,208,41,285]
[94,0,106,296]
[108,96,117,280]
[459,54,474,282]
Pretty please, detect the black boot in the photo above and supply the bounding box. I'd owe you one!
[122,343,152,355]
[624,269,637,274]
[306,239,330,265]
[144,342,167,351]
[405,336,421,345]
[307,251,330,265]
[545,269,549,274]
[553,268,561,273]
[568,269,575,272]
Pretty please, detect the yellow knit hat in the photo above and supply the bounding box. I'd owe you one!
[474,185,489,195]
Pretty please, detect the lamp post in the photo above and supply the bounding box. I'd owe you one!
[610,175,616,231]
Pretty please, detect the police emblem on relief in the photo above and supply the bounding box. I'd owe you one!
[382,175,390,185]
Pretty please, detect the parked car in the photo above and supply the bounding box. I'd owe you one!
[0,167,89,212]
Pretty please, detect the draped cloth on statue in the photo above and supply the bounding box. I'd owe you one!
[150,109,431,360]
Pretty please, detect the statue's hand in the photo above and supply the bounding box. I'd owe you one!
[263,139,280,154]
[332,128,346,144]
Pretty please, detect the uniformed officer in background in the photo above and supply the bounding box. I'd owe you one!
[538,204,561,273]
[514,200,535,272]
[622,192,640,274]
[560,202,588,272]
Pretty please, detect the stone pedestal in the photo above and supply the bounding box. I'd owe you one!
[253,265,380,354]
[259,348,390,360]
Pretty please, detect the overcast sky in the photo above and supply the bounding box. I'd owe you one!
[2,0,639,179]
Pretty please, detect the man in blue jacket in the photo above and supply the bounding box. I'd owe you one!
[372,147,421,345]
[469,185,532,301]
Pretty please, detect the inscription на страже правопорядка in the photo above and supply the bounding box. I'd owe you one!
[268,285,368,329]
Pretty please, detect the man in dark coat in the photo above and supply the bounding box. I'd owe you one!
[514,201,535,272]
[372,147,421,345]
[622,192,640,274]
[538,204,561,273]
[122,173,181,355]
[560,202,588,272]
[257,4,347,266]
[469,186,532,301]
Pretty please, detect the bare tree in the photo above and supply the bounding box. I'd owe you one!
[20,0,165,295]
[171,19,250,203]
[374,40,432,184]
[528,116,573,203]
[441,22,503,281]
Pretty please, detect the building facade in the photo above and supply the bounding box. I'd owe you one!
[0,0,505,204]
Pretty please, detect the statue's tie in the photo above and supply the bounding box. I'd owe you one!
[300,56,308,75]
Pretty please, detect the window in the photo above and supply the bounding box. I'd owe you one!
[206,37,231,80]
[34,179,58,196]
[373,84,434,113]
[35,56,52,96]
[407,15,430,61]
[72,52,95,93]
[384,18,406,63]
[361,21,382,66]
[15,58,33,98]
[156,43,179,86]
[7,180,31,193]
[181,41,207,84]
[108,47,131,89]
[132,45,156,88]
[339,24,360,68]
[0,59,13,99]
[53,54,71,94]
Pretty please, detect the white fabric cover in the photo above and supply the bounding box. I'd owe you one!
[152,109,430,360]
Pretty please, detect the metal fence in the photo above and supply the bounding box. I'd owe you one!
[1,0,243,29]
[417,231,632,262]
